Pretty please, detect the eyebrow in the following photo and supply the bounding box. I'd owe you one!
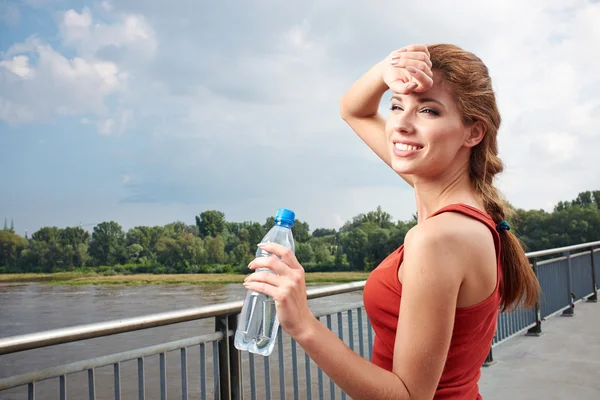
[391,95,446,108]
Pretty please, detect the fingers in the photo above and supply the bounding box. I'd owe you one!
[388,80,418,95]
[248,255,290,275]
[256,243,303,270]
[399,44,430,57]
[244,270,283,287]
[389,57,432,80]
[243,280,278,298]
[405,66,434,92]
[243,271,300,302]
[391,51,432,69]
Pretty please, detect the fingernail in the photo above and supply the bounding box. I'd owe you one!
[407,66,418,74]
[390,60,398,65]
[391,55,402,60]
[257,243,266,247]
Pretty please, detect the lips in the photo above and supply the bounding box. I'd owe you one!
[394,143,423,151]
[392,139,424,157]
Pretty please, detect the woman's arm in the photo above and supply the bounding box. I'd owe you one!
[339,44,434,188]
[244,218,466,400]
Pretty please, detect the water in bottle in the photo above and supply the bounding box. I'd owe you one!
[234,208,296,356]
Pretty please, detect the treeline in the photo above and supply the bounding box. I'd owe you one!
[1,191,599,275]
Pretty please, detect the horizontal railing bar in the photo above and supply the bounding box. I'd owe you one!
[1,242,596,358]
[0,301,242,356]
[526,241,600,258]
[0,332,226,391]
[0,281,366,356]
[537,256,568,267]
[306,280,366,299]
[313,302,364,319]
[535,248,595,267]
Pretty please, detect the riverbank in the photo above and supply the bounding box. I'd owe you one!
[0,271,371,286]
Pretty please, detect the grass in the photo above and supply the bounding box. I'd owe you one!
[0,272,371,286]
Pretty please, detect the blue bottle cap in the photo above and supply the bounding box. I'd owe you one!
[275,208,295,227]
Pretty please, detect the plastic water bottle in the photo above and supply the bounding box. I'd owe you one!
[234,208,296,356]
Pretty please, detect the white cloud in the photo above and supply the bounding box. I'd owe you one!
[0,7,152,126]
[0,37,125,124]
[538,132,578,163]
[59,8,157,60]
[0,55,32,78]
[97,118,115,135]
[96,109,132,135]
[2,0,600,231]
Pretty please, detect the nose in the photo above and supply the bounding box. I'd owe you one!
[391,112,416,135]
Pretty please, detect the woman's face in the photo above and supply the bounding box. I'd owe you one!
[386,71,475,181]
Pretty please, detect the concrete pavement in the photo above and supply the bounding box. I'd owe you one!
[479,300,600,399]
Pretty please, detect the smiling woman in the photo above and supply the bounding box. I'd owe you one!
[243,43,541,400]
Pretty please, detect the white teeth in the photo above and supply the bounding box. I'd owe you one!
[395,143,421,151]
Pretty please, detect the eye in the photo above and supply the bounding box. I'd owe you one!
[390,104,403,111]
[421,108,439,116]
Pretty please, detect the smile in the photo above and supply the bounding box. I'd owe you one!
[394,143,423,151]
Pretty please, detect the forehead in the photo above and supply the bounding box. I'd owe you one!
[422,69,453,99]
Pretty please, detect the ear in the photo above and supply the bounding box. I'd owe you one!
[464,121,486,148]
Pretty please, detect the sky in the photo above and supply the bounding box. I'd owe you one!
[1,0,599,237]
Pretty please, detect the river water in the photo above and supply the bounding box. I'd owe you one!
[0,282,367,399]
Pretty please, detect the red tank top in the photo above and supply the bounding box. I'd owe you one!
[363,204,503,400]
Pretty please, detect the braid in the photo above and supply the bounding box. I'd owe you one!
[429,44,540,310]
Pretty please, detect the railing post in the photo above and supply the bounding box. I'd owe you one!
[587,247,598,303]
[526,258,543,336]
[482,347,496,367]
[561,251,575,317]
[216,314,241,400]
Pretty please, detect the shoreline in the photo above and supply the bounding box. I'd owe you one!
[0,272,371,286]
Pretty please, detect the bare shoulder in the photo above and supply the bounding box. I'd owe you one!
[403,211,494,280]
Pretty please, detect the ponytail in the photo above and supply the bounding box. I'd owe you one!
[428,43,541,311]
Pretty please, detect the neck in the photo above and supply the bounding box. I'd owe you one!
[412,161,482,223]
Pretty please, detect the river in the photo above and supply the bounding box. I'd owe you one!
[0,282,367,399]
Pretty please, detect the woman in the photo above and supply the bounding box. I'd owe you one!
[243,43,540,399]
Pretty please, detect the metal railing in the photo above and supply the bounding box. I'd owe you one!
[1,242,598,399]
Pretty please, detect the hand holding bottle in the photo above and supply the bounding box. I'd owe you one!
[243,242,315,341]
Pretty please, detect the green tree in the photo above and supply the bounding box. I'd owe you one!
[0,230,28,267]
[592,191,600,209]
[313,243,331,264]
[340,228,369,270]
[89,222,126,266]
[196,211,226,238]
[572,191,593,207]
[155,234,205,273]
[126,243,144,263]
[164,221,197,238]
[126,226,164,260]
[312,228,336,238]
[205,235,226,264]
[58,227,90,267]
[295,242,314,264]
[292,220,311,243]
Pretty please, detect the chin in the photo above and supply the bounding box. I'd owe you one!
[390,158,418,176]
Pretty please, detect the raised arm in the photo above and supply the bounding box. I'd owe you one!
[339,44,434,187]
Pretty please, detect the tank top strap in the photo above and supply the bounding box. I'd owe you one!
[427,203,498,237]
[426,203,503,291]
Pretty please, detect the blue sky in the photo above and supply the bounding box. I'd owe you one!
[1,0,599,237]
